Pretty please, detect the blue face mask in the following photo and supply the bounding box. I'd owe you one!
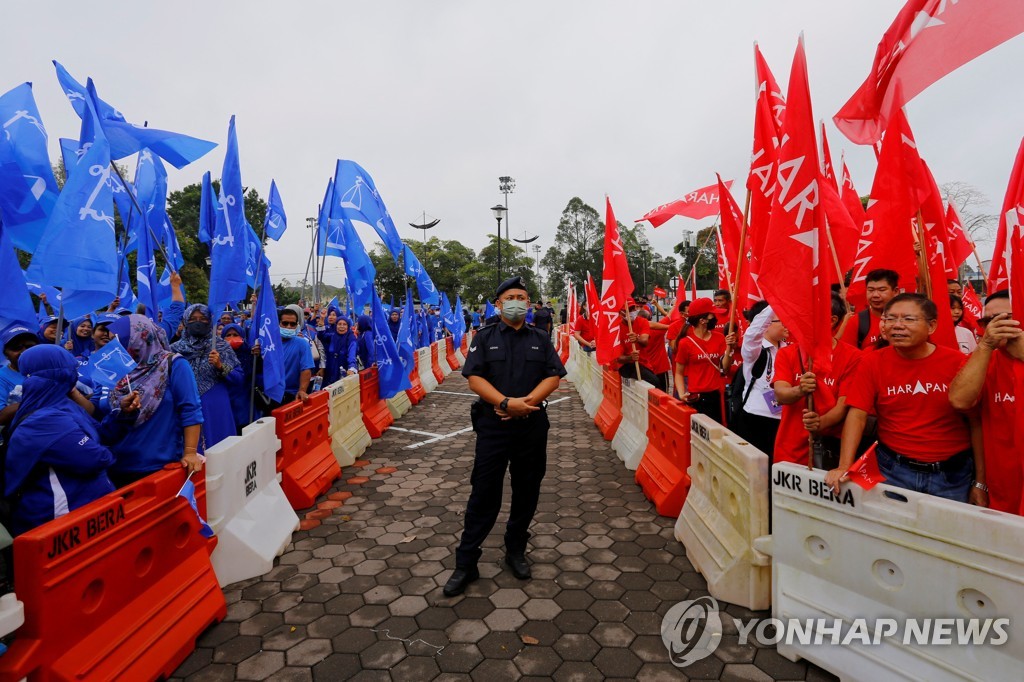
[280,327,297,339]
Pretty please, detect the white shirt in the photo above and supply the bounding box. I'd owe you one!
[741,305,782,420]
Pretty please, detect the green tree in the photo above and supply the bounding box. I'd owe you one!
[673,224,719,290]
[366,237,477,304]
[458,235,537,308]
[541,198,603,298]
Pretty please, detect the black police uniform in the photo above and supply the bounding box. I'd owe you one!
[455,291,566,570]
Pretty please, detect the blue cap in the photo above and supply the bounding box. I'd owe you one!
[93,313,121,327]
[1,324,37,351]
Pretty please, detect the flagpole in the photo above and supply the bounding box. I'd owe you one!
[684,227,717,291]
[825,222,855,340]
[248,217,271,424]
[623,306,642,381]
[915,210,932,298]
[970,245,989,288]
[108,163,175,273]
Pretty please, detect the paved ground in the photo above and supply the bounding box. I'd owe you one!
[172,371,835,681]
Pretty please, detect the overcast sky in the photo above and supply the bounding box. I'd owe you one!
[4,1,1022,289]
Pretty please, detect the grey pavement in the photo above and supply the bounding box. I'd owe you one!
[172,372,834,681]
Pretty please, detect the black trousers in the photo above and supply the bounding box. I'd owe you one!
[455,410,549,569]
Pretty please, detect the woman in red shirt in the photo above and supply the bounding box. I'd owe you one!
[673,298,736,423]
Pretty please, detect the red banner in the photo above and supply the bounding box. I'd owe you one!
[596,198,635,366]
[988,137,1024,298]
[835,0,1024,144]
[639,180,732,227]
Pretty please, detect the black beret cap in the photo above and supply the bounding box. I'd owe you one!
[495,275,529,299]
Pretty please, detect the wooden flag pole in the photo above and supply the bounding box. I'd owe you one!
[805,357,816,471]
[623,306,642,381]
[970,244,990,287]
[825,222,855,340]
[915,210,932,298]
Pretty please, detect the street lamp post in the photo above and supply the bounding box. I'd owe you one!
[491,204,507,285]
[499,176,515,243]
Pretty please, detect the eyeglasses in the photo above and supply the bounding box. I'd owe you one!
[881,315,932,325]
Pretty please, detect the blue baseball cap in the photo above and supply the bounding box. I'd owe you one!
[1,325,38,352]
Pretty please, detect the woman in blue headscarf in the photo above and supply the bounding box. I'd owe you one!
[63,315,94,359]
[355,314,375,369]
[220,323,261,431]
[320,317,358,385]
[170,304,240,448]
[4,345,140,535]
[387,309,402,342]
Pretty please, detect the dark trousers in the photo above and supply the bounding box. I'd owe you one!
[617,362,660,386]
[733,410,781,461]
[455,411,550,569]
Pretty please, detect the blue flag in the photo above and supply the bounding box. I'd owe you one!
[133,149,183,270]
[0,220,37,324]
[0,83,60,253]
[339,217,376,314]
[332,160,404,261]
[199,171,216,245]
[135,208,160,318]
[398,293,417,375]
[88,336,138,389]
[53,61,215,170]
[116,254,139,311]
[316,177,341,257]
[453,295,466,349]
[440,293,455,333]
[208,116,249,311]
[264,179,287,241]
[485,299,496,320]
[249,262,285,402]
[29,79,118,318]
[243,221,268,289]
[177,478,215,538]
[417,308,431,349]
[371,290,411,399]
[403,245,440,306]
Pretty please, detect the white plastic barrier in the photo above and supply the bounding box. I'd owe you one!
[565,336,579,383]
[326,373,371,466]
[387,390,412,420]
[418,346,438,393]
[581,351,603,418]
[611,377,652,471]
[0,593,23,640]
[207,417,300,587]
[674,414,771,610]
[770,462,1024,682]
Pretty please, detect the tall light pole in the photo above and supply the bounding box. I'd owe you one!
[532,244,542,296]
[499,176,515,243]
[491,204,507,285]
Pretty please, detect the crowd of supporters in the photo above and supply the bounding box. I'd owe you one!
[572,271,1021,512]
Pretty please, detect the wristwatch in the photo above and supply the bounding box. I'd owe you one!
[499,398,510,411]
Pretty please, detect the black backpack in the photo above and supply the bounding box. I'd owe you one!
[856,310,872,348]
[727,347,770,424]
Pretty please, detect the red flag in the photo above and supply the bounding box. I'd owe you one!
[919,162,960,350]
[747,45,786,304]
[639,180,732,227]
[839,158,867,228]
[758,37,833,375]
[848,104,928,302]
[585,272,600,324]
[596,197,635,366]
[962,282,983,332]
[846,443,886,490]
[835,0,1024,145]
[653,286,667,299]
[943,203,974,272]
[988,137,1024,296]
[820,121,839,192]
[716,174,744,293]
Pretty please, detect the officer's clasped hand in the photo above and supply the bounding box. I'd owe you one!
[494,397,540,421]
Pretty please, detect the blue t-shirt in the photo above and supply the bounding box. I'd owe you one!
[109,358,204,475]
[280,336,315,393]
[0,365,24,406]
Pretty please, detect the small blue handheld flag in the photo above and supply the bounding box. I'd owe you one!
[88,336,137,389]
[177,477,215,538]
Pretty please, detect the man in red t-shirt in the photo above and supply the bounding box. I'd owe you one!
[841,269,899,350]
[613,299,660,386]
[950,289,1023,513]
[773,293,862,468]
[826,293,982,504]
[637,308,671,392]
[572,309,596,352]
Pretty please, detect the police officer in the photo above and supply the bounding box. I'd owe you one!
[443,276,567,597]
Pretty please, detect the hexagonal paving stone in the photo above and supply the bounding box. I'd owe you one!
[488,588,529,609]
[552,633,600,662]
[483,608,528,632]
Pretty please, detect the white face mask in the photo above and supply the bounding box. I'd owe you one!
[629,310,640,321]
[500,299,528,322]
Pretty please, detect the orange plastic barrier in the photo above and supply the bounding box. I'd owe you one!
[460,333,469,354]
[430,342,445,383]
[593,367,622,440]
[406,353,425,405]
[359,367,395,438]
[445,337,461,370]
[558,332,570,365]
[635,388,697,517]
[272,392,342,509]
[0,467,225,681]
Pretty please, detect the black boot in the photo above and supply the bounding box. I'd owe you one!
[443,567,480,597]
[504,553,531,580]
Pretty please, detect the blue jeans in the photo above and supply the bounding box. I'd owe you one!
[876,444,973,503]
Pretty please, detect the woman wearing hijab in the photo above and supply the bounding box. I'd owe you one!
[387,309,402,342]
[320,317,358,385]
[355,314,375,369]
[37,316,68,343]
[63,315,94,359]
[3,345,141,535]
[221,323,261,431]
[170,304,240,447]
[105,315,204,486]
